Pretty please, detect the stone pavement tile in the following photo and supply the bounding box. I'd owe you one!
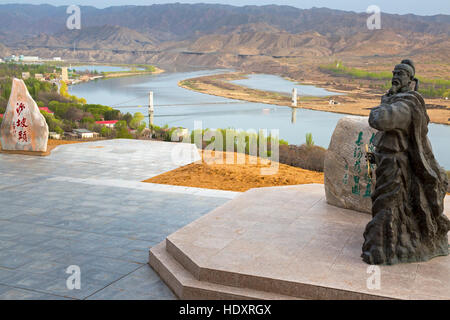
[7,243,47,256]
[17,260,68,275]
[118,250,149,264]
[86,287,157,300]
[0,285,71,300]
[91,247,132,260]
[0,239,16,250]
[83,256,142,275]
[86,265,176,300]
[0,268,17,283]
[1,272,58,292]
[0,284,10,295]
[39,277,107,300]
[146,281,177,300]
[0,249,33,269]
[11,233,53,246]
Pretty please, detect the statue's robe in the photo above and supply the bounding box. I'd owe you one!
[362,90,450,265]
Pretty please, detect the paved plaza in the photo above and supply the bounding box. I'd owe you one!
[0,139,238,299]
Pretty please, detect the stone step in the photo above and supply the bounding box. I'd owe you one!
[164,236,370,300]
[149,241,300,300]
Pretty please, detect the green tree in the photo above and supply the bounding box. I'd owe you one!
[115,120,132,139]
[130,112,145,130]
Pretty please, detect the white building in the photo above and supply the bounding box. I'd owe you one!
[20,55,39,62]
[49,132,61,140]
[4,55,19,62]
[73,129,95,139]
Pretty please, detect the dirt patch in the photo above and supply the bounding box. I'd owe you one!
[144,150,324,192]
[0,139,83,156]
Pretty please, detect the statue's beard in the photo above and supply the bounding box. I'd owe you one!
[390,79,401,93]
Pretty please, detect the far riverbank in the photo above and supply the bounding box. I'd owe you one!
[178,72,450,126]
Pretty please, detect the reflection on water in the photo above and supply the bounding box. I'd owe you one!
[69,69,450,169]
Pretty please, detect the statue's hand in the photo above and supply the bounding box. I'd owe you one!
[366,152,376,164]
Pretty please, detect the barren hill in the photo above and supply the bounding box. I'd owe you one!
[1,4,448,73]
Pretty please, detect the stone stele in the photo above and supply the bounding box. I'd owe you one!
[324,116,377,214]
[0,78,48,152]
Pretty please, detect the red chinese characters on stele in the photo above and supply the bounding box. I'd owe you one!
[12,102,30,143]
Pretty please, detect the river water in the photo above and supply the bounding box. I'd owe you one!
[69,69,450,169]
[231,74,343,97]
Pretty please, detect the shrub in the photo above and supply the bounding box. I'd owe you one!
[447,171,450,193]
[305,133,314,147]
[279,144,326,172]
[115,120,133,139]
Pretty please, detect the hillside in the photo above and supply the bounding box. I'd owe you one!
[18,25,157,51]
[1,4,449,43]
[1,4,449,75]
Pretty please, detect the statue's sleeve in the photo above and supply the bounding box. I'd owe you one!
[369,101,412,131]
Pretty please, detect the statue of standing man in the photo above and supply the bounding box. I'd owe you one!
[362,59,449,265]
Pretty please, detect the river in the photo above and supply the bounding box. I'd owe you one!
[69,69,450,169]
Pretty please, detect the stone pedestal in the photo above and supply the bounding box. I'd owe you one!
[149,184,450,300]
[0,78,48,152]
[324,116,377,214]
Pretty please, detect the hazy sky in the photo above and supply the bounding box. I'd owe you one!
[1,0,449,16]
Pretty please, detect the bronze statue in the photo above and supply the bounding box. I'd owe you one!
[362,59,449,265]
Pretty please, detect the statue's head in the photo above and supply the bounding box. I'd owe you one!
[392,59,415,92]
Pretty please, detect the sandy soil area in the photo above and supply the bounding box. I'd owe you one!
[104,67,164,79]
[144,150,324,192]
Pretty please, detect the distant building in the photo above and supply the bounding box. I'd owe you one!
[21,72,30,80]
[49,132,61,140]
[4,55,18,62]
[64,132,78,139]
[73,129,96,139]
[61,67,69,82]
[19,55,39,62]
[39,107,54,114]
[34,74,44,81]
[53,57,62,61]
[95,120,118,128]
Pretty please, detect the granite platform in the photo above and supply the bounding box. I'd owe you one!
[149,184,450,300]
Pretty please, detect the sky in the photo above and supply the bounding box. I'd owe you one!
[1,0,449,16]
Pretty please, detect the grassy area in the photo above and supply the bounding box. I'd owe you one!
[179,80,204,91]
[101,64,157,76]
[320,61,450,98]
[320,61,392,80]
